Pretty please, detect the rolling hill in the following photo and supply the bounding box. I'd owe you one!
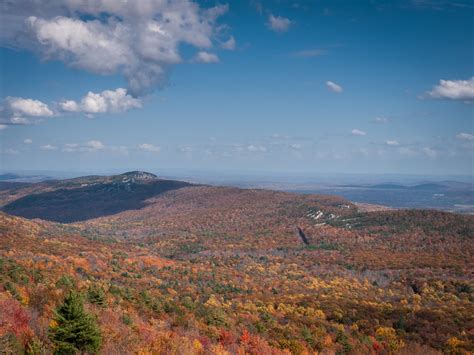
[0,172,473,354]
[1,171,191,223]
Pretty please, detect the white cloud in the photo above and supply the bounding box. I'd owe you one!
[27,16,131,74]
[0,124,7,130]
[351,129,366,136]
[194,51,220,64]
[63,140,105,153]
[422,147,437,158]
[60,88,142,114]
[9,117,32,125]
[86,140,104,151]
[375,116,388,123]
[267,14,292,33]
[24,138,33,144]
[4,148,19,155]
[6,97,53,117]
[63,143,79,152]
[2,1,229,96]
[427,77,474,101]
[40,144,58,151]
[386,140,399,146]
[221,36,236,50]
[1,97,53,126]
[2,89,140,127]
[59,100,80,112]
[138,143,161,153]
[326,81,343,93]
[247,145,267,152]
[456,132,474,141]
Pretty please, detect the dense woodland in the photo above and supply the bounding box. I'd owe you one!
[0,175,473,354]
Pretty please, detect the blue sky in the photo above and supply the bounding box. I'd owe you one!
[0,0,473,176]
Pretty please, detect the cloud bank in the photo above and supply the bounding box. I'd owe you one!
[1,88,141,126]
[1,0,231,96]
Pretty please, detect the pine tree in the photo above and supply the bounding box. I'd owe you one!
[49,292,101,354]
[87,285,106,307]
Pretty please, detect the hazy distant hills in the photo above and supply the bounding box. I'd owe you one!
[1,171,472,226]
[341,182,458,191]
[1,171,191,223]
[0,173,22,180]
[286,181,474,214]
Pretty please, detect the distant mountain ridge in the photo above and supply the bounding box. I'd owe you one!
[340,183,449,190]
[0,173,22,181]
[1,171,190,223]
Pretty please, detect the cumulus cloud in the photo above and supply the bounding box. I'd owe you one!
[427,77,474,101]
[1,88,139,127]
[375,117,388,123]
[86,140,105,151]
[0,97,53,125]
[267,14,292,32]
[221,36,236,50]
[386,140,400,146]
[194,51,220,64]
[40,144,58,151]
[351,129,366,136]
[456,132,474,141]
[7,97,53,117]
[326,81,343,93]
[138,143,161,153]
[2,1,229,96]
[63,140,106,153]
[24,138,33,144]
[60,88,141,114]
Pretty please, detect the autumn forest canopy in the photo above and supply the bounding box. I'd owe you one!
[0,172,473,354]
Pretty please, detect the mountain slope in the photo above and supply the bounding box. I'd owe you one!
[1,171,191,222]
[0,173,473,353]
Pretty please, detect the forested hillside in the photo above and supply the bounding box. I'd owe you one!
[0,175,473,354]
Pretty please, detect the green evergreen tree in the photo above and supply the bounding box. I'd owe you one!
[87,285,106,307]
[49,292,101,354]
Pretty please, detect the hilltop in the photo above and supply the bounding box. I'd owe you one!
[1,171,190,223]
